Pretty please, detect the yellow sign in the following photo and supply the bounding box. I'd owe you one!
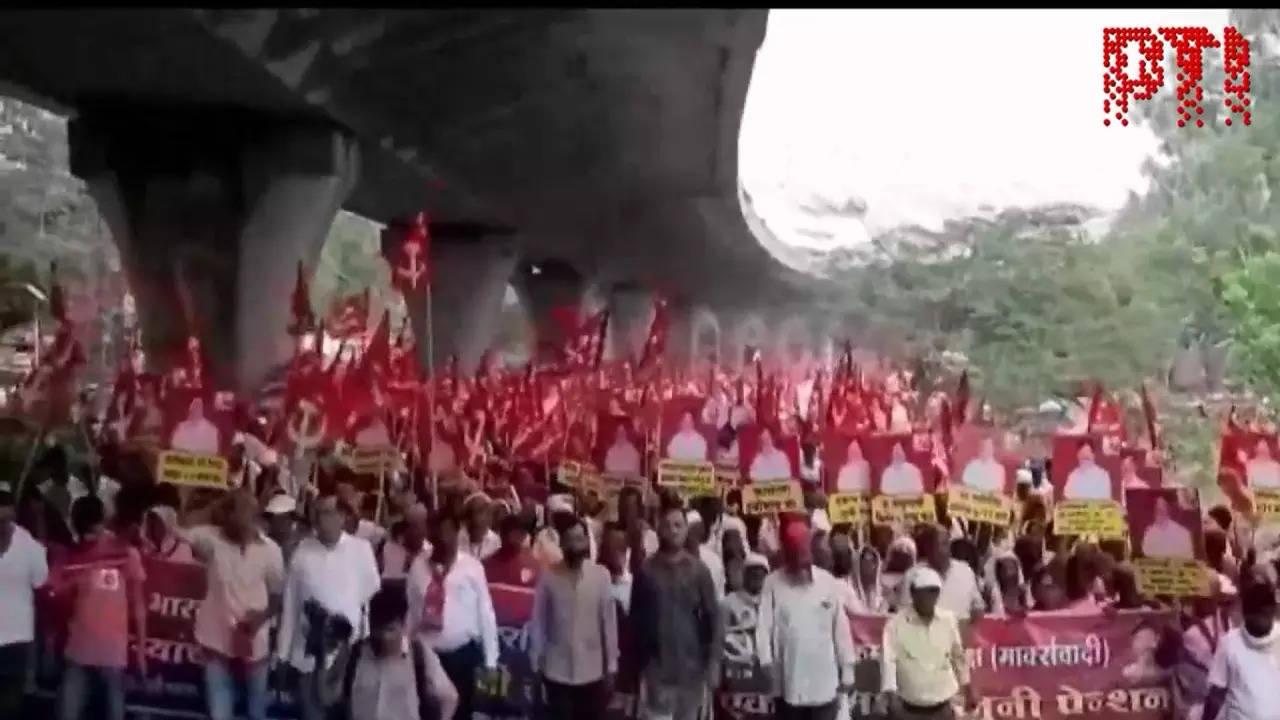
[342,446,400,476]
[742,481,804,516]
[1134,557,1210,597]
[871,495,937,526]
[828,493,870,525]
[1052,500,1127,539]
[1252,488,1280,523]
[157,451,229,490]
[658,460,717,500]
[715,464,741,492]
[947,487,1013,526]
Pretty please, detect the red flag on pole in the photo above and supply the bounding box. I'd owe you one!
[326,289,369,339]
[1139,382,1160,449]
[288,260,315,336]
[384,212,431,295]
[637,297,669,372]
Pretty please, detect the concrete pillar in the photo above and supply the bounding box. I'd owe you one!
[397,237,518,374]
[665,300,694,367]
[688,305,721,366]
[606,284,655,363]
[511,259,585,363]
[70,104,358,392]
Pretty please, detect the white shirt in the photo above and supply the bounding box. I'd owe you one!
[1142,520,1195,559]
[277,533,381,671]
[458,528,500,561]
[405,552,499,669]
[604,441,641,475]
[836,460,871,494]
[756,567,856,707]
[1207,627,1280,720]
[666,430,708,461]
[1063,463,1113,501]
[962,459,1005,494]
[750,448,792,482]
[699,543,726,600]
[0,526,48,645]
[1247,459,1280,489]
[936,561,985,618]
[880,462,924,496]
[357,519,387,547]
[171,418,221,455]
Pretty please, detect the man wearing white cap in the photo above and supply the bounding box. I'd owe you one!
[756,520,855,720]
[881,566,976,719]
[721,553,769,669]
[534,495,599,568]
[685,510,725,600]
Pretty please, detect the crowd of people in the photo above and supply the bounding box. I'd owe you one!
[1,438,1280,720]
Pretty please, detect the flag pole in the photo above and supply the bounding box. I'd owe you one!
[426,281,438,511]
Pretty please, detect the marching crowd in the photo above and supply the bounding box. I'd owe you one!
[1,442,1280,720]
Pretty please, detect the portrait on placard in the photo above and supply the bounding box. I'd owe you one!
[597,413,643,477]
[822,430,871,495]
[1237,433,1280,489]
[737,423,799,484]
[661,396,714,462]
[950,426,1022,496]
[164,388,231,457]
[1126,487,1202,561]
[1051,434,1119,502]
[864,433,933,497]
[127,373,167,444]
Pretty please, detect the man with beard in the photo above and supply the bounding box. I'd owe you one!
[1204,575,1280,720]
[530,519,618,720]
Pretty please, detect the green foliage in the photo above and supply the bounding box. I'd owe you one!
[1221,251,1280,404]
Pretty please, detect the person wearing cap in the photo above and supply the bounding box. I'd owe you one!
[534,495,599,568]
[459,492,500,561]
[631,504,722,720]
[721,552,770,669]
[263,492,301,566]
[881,565,975,719]
[755,519,855,720]
[529,517,618,720]
[685,509,726,600]
[914,524,985,621]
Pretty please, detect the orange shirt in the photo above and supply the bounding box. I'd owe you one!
[56,535,145,668]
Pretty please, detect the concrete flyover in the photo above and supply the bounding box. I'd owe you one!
[0,9,827,390]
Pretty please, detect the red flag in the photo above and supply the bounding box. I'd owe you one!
[1139,382,1159,449]
[637,297,669,372]
[952,370,970,426]
[384,212,431,295]
[359,310,391,380]
[288,260,315,336]
[326,289,369,339]
[1086,382,1104,430]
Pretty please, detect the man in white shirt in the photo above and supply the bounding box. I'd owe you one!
[666,411,708,461]
[277,494,381,720]
[1204,578,1280,720]
[879,442,924,496]
[171,397,221,455]
[1062,441,1114,501]
[0,484,48,718]
[686,510,725,600]
[1141,496,1195,560]
[913,524,985,620]
[881,566,977,718]
[749,428,792,483]
[961,437,1005,495]
[406,512,499,720]
[755,520,855,719]
[836,439,871,494]
[604,424,642,476]
[1244,438,1280,489]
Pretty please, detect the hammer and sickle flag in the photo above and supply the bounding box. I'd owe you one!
[383,212,431,296]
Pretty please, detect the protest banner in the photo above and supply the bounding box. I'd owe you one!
[828,492,870,525]
[947,485,1013,526]
[1252,488,1280,524]
[341,444,399,476]
[871,494,937,526]
[1126,487,1208,597]
[156,450,229,490]
[1132,558,1210,597]
[658,459,717,500]
[1052,500,1127,539]
[717,611,1173,720]
[741,481,803,515]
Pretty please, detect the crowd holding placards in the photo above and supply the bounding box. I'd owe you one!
[4,223,1280,720]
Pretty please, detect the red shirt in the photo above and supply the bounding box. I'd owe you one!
[54,534,145,668]
[484,548,539,627]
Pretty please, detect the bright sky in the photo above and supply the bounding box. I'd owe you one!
[740,9,1231,251]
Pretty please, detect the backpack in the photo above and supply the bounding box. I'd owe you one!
[342,637,433,720]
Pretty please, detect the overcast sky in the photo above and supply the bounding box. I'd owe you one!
[740,9,1231,251]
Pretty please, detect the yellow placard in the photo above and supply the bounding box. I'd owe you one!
[157,450,229,490]
[828,493,870,525]
[1134,557,1211,597]
[1252,488,1280,523]
[342,446,400,476]
[557,460,583,486]
[742,481,804,516]
[715,465,741,492]
[658,460,717,500]
[947,486,1013,526]
[1052,499,1127,539]
[871,495,937,526]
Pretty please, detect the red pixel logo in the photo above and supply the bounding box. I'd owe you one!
[1104,26,1251,127]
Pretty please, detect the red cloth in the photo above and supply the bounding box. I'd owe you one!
[419,561,447,633]
[55,535,145,668]
[484,549,539,628]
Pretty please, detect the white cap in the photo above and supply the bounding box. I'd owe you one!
[686,509,704,525]
[1015,468,1034,485]
[264,494,297,515]
[548,494,575,514]
[907,565,943,590]
[720,515,747,539]
[744,552,770,570]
